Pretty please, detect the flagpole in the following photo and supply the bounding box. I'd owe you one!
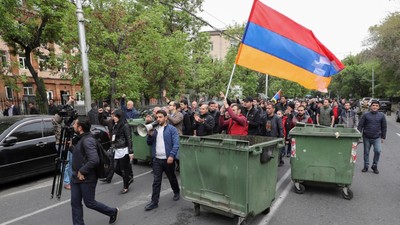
[225,64,237,99]
[265,73,269,97]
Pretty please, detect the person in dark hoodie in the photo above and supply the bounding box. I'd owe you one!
[358,100,387,174]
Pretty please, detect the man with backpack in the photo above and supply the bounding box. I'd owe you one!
[70,117,119,225]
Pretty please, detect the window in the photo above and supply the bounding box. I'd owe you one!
[5,86,13,99]
[23,83,34,95]
[11,121,43,143]
[76,92,82,101]
[19,56,28,69]
[39,56,47,71]
[230,39,239,47]
[0,51,7,68]
[43,121,55,137]
[46,91,53,100]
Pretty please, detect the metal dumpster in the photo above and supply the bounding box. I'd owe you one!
[127,118,152,164]
[289,124,361,200]
[180,134,284,225]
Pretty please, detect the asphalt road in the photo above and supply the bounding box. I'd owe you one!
[1,114,399,225]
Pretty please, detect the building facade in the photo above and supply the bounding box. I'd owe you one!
[0,37,81,113]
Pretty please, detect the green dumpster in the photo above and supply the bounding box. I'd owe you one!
[127,118,152,164]
[289,124,361,200]
[180,134,284,225]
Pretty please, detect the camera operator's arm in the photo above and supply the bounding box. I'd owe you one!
[66,96,75,106]
[52,114,62,143]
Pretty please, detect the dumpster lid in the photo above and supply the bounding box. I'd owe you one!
[181,134,283,147]
[290,124,361,138]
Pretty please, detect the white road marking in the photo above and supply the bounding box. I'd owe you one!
[0,199,70,225]
[396,133,400,137]
[256,169,292,225]
[0,170,152,225]
[0,180,53,199]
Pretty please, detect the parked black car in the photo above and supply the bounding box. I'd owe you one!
[396,103,400,123]
[0,115,110,185]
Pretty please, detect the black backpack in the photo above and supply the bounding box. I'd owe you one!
[80,135,112,179]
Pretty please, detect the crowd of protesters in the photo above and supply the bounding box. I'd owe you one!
[44,92,386,224]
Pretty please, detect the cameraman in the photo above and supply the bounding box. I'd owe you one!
[52,96,75,190]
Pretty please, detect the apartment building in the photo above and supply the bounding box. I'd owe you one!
[207,29,239,60]
[0,37,81,107]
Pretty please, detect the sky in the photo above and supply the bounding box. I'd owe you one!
[198,0,399,59]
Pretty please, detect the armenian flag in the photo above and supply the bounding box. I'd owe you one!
[271,89,281,103]
[235,0,345,92]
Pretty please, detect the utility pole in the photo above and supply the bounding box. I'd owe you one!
[372,67,375,98]
[75,0,92,113]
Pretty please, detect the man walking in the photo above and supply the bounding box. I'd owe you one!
[145,110,180,211]
[70,117,118,225]
[358,100,387,174]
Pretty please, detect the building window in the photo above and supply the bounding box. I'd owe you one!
[39,56,48,71]
[230,39,239,47]
[76,92,82,101]
[23,83,34,95]
[1,51,7,68]
[46,91,53,100]
[5,86,13,99]
[19,56,28,69]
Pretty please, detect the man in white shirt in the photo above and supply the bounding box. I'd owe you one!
[145,110,180,211]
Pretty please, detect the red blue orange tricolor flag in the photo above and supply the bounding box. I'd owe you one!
[271,89,281,103]
[235,0,345,92]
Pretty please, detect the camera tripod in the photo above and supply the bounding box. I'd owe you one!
[50,118,74,200]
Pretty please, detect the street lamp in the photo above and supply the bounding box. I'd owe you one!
[75,0,92,113]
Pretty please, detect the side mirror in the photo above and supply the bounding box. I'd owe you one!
[3,136,18,146]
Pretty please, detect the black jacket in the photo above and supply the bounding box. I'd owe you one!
[71,133,99,183]
[243,106,261,135]
[358,111,387,139]
[111,121,133,153]
[192,112,215,136]
[3,106,20,116]
[181,109,194,135]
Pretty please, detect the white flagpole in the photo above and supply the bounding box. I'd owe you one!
[225,64,237,99]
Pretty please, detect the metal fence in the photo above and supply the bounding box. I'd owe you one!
[0,97,66,115]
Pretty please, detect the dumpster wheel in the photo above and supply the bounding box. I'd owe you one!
[193,203,200,216]
[342,187,353,200]
[234,216,247,225]
[294,182,305,194]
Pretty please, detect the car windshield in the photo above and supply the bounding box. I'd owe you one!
[0,121,13,134]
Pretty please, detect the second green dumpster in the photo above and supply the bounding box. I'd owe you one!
[180,134,284,225]
[289,124,361,200]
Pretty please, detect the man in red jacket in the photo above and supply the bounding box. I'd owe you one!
[219,99,248,135]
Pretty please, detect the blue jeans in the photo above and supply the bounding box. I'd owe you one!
[151,158,180,204]
[363,137,381,167]
[71,182,116,225]
[64,151,72,185]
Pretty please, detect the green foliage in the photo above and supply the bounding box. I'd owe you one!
[330,55,375,99]
[0,0,75,108]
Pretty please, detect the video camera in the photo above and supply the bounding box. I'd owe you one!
[56,104,78,126]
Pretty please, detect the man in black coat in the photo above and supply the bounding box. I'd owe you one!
[70,117,119,225]
[3,100,20,116]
